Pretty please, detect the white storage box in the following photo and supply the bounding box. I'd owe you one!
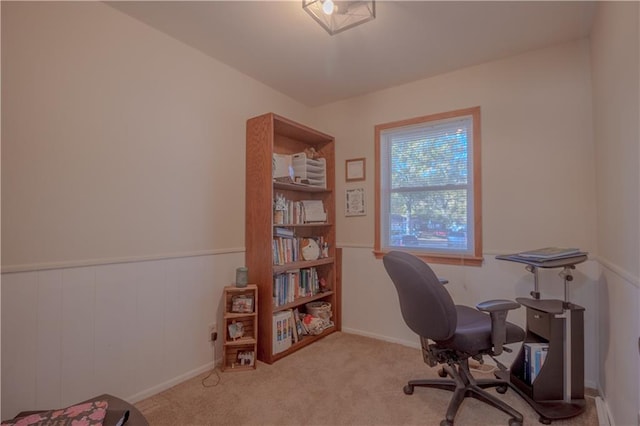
[292,153,326,188]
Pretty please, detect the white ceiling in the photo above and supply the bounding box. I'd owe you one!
[107,1,596,107]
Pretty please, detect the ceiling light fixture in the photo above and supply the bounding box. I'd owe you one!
[322,0,335,15]
[303,0,375,35]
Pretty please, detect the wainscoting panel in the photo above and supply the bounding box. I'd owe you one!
[61,267,98,406]
[2,272,38,419]
[35,269,64,410]
[1,251,244,420]
[598,263,640,426]
[133,261,168,393]
[94,263,141,400]
[163,255,216,381]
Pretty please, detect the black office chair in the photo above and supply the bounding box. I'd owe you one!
[383,251,526,426]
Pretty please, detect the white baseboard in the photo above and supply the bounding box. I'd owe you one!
[341,327,420,350]
[126,361,216,404]
[595,395,612,426]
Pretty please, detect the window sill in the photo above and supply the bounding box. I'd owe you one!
[373,249,484,267]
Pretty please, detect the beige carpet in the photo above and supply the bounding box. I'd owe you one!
[135,332,598,426]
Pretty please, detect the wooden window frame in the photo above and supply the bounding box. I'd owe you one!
[373,106,483,266]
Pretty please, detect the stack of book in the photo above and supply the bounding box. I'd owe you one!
[272,231,327,266]
[523,342,549,384]
[272,234,299,265]
[273,267,320,307]
[273,195,306,225]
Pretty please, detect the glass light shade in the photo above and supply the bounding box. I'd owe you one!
[322,0,335,15]
[303,0,375,35]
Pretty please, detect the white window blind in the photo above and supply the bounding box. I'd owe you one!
[379,114,476,256]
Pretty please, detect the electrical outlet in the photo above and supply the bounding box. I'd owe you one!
[209,323,218,342]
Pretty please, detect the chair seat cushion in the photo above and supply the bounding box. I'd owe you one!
[436,305,525,355]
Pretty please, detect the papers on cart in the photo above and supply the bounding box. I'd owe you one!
[516,247,582,261]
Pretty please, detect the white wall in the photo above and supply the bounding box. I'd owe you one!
[1,2,312,419]
[1,1,310,272]
[313,39,596,253]
[590,2,640,425]
[310,39,599,383]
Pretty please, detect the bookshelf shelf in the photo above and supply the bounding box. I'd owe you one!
[224,312,257,320]
[225,336,257,346]
[246,113,341,364]
[274,223,332,228]
[274,181,331,193]
[272,290,335,313]
[272,257,335,273]
[269,325,336,362]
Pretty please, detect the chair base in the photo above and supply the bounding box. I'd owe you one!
[403,358,523,426]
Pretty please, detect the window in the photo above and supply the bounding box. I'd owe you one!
[374,107,482,266]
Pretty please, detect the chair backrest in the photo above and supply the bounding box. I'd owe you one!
[383,251,457,341]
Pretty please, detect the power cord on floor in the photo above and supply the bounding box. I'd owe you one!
[201,367,221,387]
[201,340,221,387]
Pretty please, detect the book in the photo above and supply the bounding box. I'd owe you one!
[274,227,294,238]
[517,247,581,260]
[523,343,530,384]
[532,345,549,382]
[293,308,306,336]
[272,310,293,354]
[290,310,299,343]
[301,200,327,223]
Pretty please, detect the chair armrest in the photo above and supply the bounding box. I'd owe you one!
[476,299,521,356]
[476,299,520,313]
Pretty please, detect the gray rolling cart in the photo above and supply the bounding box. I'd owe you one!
[495,252,588,424]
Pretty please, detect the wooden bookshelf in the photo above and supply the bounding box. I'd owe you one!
[222,285,258,372]
[246,113,340,364]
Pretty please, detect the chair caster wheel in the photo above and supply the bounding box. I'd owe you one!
[403,385,414,395]
[539,417,552,425]
[440,420,453,426]
[496,385,508,394]
[438,368,448,378]
[508,418,523,426]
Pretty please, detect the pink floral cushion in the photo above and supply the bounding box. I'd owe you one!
[1,400,108,426]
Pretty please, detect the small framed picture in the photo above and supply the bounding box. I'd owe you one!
[345,188,366,216]
[346,158,366,182]
[237,350,255,366]
[228,321,245,340]
[232,295,254,313]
